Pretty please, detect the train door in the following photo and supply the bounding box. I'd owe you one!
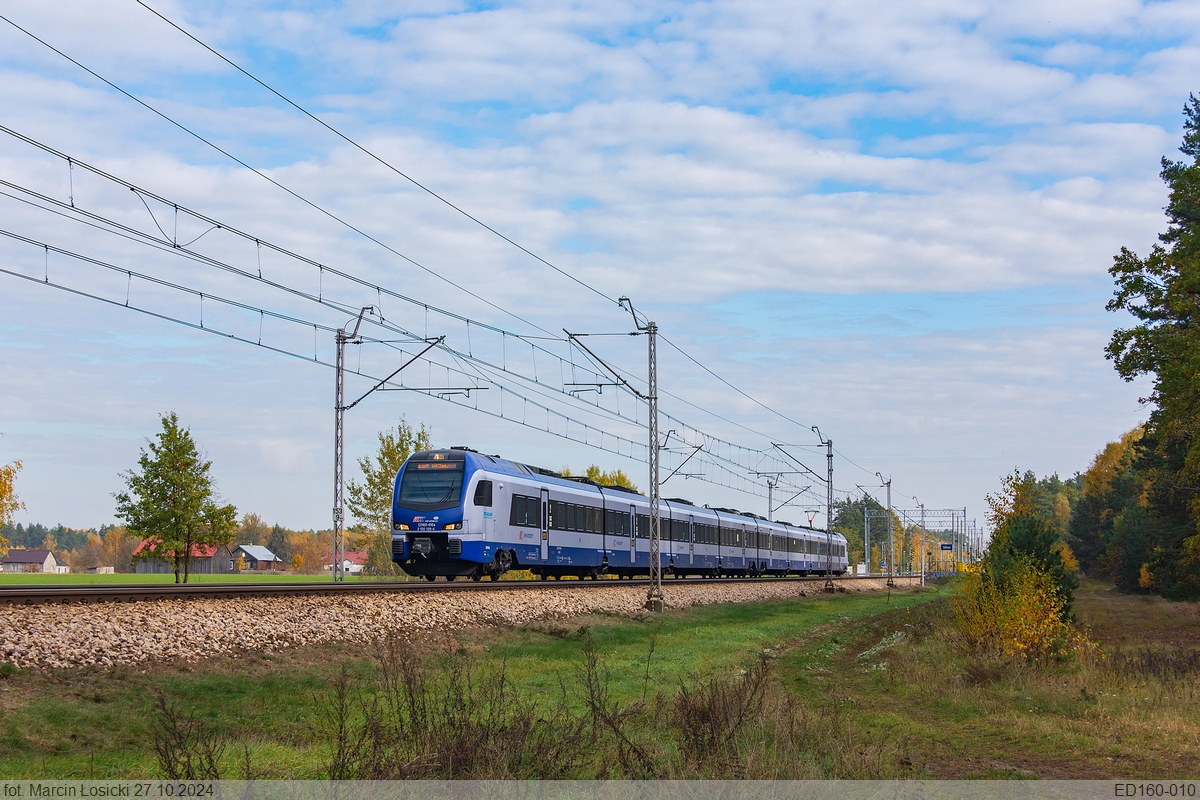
[688,515,695,566]
[629,505,636,564]
[540,489,550,561]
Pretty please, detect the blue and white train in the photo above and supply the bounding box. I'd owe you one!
[391,447,849,581]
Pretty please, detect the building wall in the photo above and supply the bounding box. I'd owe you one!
[135,551,234,575]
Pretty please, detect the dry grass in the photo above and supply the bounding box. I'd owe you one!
[808,579,1200,778]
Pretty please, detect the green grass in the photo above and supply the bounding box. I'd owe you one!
[0,587,936,778]
[1,579,1196,779]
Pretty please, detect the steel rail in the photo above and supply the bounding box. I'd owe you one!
[0,574,908,606]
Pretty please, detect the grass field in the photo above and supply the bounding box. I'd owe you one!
[0,579,1195,779]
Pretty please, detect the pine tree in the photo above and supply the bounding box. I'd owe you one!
[1106,94,1200,598]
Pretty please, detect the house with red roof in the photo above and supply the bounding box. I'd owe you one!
[133,539,235,575]
[323,549,368,575]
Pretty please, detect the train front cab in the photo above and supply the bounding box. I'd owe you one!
[390,449,504,581]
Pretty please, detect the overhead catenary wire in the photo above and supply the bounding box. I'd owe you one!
[2,174,807,494]
[0,13,556,340]
[129,1,839,466]
[0,163,816,490]
[1,183,841,515]
[1,229,791,498]
[135,0,621,310]
[0,18,921,512]
[0,14,832,454]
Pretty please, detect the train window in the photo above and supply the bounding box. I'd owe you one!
[397,461,464,510]
[637,514,649,539]
[508,495,537,527]
[473,480,493,507]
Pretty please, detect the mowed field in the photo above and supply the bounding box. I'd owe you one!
[0,579,1195,779]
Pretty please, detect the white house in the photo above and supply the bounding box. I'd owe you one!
[1,549,60,573]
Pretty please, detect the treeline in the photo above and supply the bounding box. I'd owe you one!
[1067,428,1200,599]
[1,517,335,574]
[987,431,1200,600]
[3,522,101,552]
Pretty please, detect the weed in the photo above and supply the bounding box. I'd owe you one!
[1105,647,1200,683]
[150,692,226,779]
[320,637,586,778]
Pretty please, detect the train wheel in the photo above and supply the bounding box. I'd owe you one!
[471,572,482,582]
[425,574,436,582]
[491,549,514,580]
[446,575,456,582]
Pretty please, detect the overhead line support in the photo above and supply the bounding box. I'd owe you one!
[333,307,375,582]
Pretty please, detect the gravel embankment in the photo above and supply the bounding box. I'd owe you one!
[0,576,917,670]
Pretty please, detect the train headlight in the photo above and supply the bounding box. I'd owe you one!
[395,523,410,531]
[443,522,462,530]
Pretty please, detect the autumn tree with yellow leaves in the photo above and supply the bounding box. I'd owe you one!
[0,458,23,556]
[950,469,1091,664]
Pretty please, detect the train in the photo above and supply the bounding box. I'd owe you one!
[390,447,849,581]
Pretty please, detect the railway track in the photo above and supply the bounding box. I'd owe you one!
[0,573,907,605]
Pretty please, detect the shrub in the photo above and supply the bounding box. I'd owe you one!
[947,558,1094,665]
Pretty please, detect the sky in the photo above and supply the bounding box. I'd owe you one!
[0,0,1192,534]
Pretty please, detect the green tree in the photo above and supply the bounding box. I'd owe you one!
[267,524,294,565]
[1105,95,1200,599]
[560,464,639,491]
[986,470,1079,616]
[114,413,237,583]
[347,418,431,577]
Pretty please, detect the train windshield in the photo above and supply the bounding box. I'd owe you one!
[397,462,465,510]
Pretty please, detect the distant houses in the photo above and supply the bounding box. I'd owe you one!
[133,540,235,575]
[131,540,292,574]
[0,548,68,574]
[324,549,368,575]
[231,544,283,571]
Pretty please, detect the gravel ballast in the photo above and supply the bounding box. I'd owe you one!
[0,576,918,670]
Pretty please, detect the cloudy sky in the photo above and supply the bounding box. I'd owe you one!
[0,0,1191,532]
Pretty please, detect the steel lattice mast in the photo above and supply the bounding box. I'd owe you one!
[332,307,374,583]
[333,327,347,583]
[646,320,663,611]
